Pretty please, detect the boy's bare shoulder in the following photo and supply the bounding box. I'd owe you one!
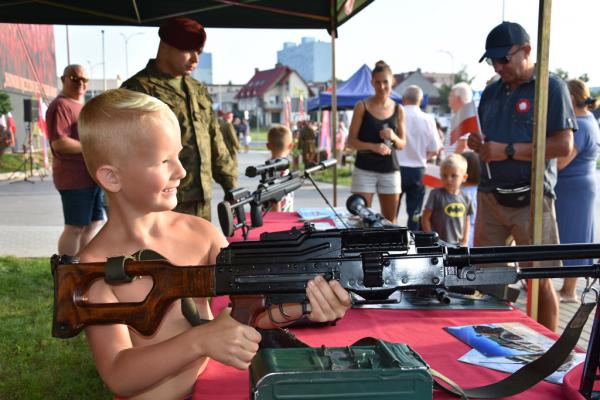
[78,239,111,263]
[77,212,228,266]
[164,212,229,264]
[168,212,226,242]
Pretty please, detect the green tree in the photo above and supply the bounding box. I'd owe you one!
[553,68,569,81]
[438,67,475,113]
[552,68,589,83]
[0,90,11,115]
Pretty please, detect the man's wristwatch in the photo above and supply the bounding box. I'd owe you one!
[505,143,515,160]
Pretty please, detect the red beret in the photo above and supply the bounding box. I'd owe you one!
[159,17,206,51]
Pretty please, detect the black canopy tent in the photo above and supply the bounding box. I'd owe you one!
[0,1,372,29]
[1,0,375,205]
[1,0,555,320]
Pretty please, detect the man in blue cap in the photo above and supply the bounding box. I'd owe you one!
[468,21,576,332]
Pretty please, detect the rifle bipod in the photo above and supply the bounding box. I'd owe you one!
[580,280,600,399]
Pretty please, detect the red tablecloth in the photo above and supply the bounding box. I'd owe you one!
[193,212,590,400]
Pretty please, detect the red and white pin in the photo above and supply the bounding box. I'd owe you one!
[515,99,531,113]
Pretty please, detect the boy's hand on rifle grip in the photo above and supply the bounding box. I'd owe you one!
[202,308,261,370]
[306,275,352,322]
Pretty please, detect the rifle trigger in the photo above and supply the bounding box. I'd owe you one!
[105,255,135,284]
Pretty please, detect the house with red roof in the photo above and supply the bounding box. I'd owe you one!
[236,64,313,127]
[394,69,454,114]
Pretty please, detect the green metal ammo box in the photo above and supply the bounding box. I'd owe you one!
[250,340,433,399]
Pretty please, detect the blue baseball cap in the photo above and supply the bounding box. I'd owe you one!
[479,21,530,63]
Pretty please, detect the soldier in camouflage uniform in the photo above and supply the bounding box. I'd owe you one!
[297,120,317,168]
[121,17,237,221]
[218,112,240,170]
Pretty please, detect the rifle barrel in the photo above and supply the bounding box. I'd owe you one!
[518,264,600,280]
[447,243,600,266]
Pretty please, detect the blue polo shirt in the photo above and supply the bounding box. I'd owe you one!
[477,73,577,198]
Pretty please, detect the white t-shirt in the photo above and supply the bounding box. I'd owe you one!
[395,105,441,168]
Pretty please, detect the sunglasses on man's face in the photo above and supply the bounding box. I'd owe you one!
[66,75,89,84]
[486,46,525,66]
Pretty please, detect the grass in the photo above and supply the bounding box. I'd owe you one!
[311,163,353,187]
[250,128,268,144]
[0,152,47,174]
[0,257,110,400]
[0,153,24,173]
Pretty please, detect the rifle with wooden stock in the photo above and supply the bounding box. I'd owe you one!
[51,225,600,339]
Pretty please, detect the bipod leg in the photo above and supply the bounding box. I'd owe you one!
[580,289,600,399]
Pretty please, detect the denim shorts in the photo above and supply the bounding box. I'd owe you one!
[350,167,401,194]
[59,186,106,226]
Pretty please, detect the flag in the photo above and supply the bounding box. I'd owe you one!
[320,110,331,159]
[298,93,305,121]
[37,95,49,168]
[37,95,48,139]
[450,100,480,145]
[283,96,291,128]
[6,112,16,146]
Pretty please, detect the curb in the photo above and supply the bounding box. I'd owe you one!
[0,169,49,182]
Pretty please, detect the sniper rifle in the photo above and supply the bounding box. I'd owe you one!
[217,158,338,239]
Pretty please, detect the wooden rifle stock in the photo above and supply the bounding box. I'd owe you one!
[51,257,218,338]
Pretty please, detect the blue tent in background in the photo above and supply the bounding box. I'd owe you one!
[307,64,402,111]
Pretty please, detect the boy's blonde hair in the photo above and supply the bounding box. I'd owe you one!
[267,124,292,153]
[441,153,468,174]
[78,88,178,179]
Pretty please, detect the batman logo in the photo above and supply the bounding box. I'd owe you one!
[444,202,466,218]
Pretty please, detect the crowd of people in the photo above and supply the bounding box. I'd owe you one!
[43,16,599,400]
[344,21,599,333]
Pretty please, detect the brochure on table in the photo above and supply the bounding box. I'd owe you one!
[445,322,585,384]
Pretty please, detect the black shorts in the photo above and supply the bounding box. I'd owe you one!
[59,186,106,226]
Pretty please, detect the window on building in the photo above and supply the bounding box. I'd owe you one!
[272,112,281,123]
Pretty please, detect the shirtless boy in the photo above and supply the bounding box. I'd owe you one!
[77,89,351,400]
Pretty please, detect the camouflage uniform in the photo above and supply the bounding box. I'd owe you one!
[297,125,317,167]
[218,118,240,168]
[122,59,237,220]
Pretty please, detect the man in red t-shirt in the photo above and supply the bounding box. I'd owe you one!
[47,65,105,256]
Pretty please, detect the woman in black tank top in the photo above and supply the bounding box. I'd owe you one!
[347,61,406,224]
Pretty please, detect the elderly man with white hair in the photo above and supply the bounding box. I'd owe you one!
[445,82,473,154]
[395,85,441,230]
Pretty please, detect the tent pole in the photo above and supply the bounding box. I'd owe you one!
[528,0,552,322]
[330,0,338,207]
[66,26,71,64]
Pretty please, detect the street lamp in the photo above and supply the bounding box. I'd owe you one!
[120,32,145,77]
[101,29,106,91]
[86,60,103,97]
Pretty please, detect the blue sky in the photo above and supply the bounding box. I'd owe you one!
[54,0,600,91]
